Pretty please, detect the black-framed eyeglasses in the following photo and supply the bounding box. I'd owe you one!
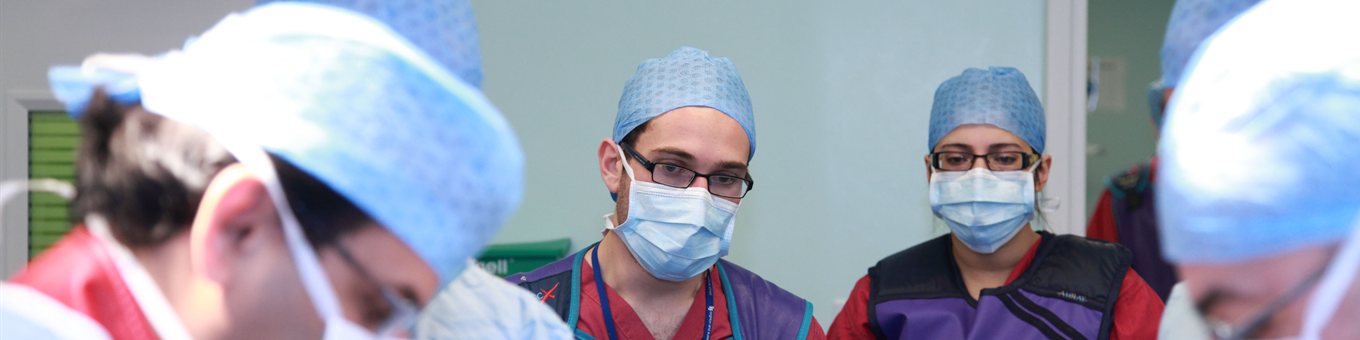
[930,151,1041,172]
[332,242,420,335]
[620,143,754,198]
[1197,264,1328,340]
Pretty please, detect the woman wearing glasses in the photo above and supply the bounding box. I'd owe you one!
[827,67,1163,340]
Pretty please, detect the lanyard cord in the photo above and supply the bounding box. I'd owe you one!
[591,244,714,340]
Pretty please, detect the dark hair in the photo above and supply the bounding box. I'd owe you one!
[619,121,651,147]
[74,90,371,249]
[273,153,375,246]
[74,91,236,247]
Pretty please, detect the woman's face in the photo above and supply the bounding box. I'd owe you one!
[923,124,1051,191]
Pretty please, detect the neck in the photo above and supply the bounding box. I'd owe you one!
[132,233,227,339]
[952,227,1041,274]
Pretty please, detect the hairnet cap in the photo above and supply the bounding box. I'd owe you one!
[1159,0,1260,89]
[928,67,1045,153]
[69,3,523,286]
[1156,0,1360,264]
[614,47,756,159]
[256,0,483,88]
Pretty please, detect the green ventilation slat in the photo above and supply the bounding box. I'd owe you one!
[28,112,78,257]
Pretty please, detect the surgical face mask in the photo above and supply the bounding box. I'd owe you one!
[929,166,1037,254]
[229,146,412,339]
[607,143,739,282]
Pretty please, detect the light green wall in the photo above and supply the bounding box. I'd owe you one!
[472,0,1045,323]
[1085,0,1173,216]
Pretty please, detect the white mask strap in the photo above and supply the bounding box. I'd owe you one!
[225,143,344,321]
[614,143,638,182]
[1299,215,1360,339]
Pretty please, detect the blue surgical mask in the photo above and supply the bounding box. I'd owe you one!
[606,144,739,282]
[929,166,1037,254]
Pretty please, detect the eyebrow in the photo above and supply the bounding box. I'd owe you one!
[934,143,1026,153]
[650,147,749,173]
[650,147,696,161]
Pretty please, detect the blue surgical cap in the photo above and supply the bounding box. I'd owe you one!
[1160,0,1260,89]
[614,47,756,159]
[1157,0,1360,264]
[48,3,522,286]
[256,0,483,88]
[928,67,1046,153]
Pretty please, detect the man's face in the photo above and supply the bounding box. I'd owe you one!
[604,106,751,222]
[195,167,437,338]
[317,224,437,333]
[1179,245,1335,338]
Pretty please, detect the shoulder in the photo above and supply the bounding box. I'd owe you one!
[1104,162,1154,200]
[718,260,810,304]
[0,283,111,340]
[1021,234,1133,309]
[866,234,956,300]
[874,234,952,270]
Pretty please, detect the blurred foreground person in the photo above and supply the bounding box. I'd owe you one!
[1156,0,1360,338]
[0,3,522,338]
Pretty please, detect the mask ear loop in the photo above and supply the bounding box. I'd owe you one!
[615,143,638,182]
[1298,214,1360,339]
[222,142,346,322]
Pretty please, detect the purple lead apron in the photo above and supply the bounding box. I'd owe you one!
[509,243,816,340]
[1106,162,1177,300]
[868,232,1131,340]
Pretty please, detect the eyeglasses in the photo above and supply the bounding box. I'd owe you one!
[620,143,754,198]
[930,151,1041,172]
[332,241,420,336]
[1197,264,1327,340]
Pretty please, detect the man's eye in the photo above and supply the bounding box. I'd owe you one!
[712,176,739,185]
[944,155,969,164]
[659,164,684,174]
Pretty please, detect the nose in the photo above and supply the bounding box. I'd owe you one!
[692,176,709,189]
[972,156,988,170]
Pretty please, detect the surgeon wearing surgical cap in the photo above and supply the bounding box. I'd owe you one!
[2,3,522,338]
[828,67,1165,340]
[1086,0,1262,305]
[1156,0,1360,338]
[507,47,825,340]
[250,1,570,338]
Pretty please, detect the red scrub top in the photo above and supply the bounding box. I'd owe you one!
[577,258,827,339]
[11,226,158,339]
[827,238,1163,340]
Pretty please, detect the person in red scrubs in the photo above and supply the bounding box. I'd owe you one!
[1085,0,1262,302]
[828,67,1163,340]
[2,3,522,338]
[509,47,825,340]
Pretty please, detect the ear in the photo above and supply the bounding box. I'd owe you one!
[923,154,934,184]
[599,139,625,196]
[190,164,281,285]
[1034,154,1053,192]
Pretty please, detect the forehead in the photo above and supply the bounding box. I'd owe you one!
[933,124,1032,151]
[632,106,751,161]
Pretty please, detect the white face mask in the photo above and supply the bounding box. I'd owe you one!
[606,143,739,282]
[229,146,412,339]
[928,166,1037,254]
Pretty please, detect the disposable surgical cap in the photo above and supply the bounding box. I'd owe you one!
[48,3,522,286]
[1160,0,1259,88]
[1156,0,1360,264]
[614,47,756,159]
[928,67,1046,153]
[256,0,483,88]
